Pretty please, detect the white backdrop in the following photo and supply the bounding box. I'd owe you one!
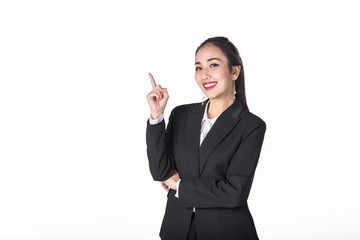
[1,0,359,239]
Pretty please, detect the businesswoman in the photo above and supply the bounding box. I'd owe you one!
[146,36,266,240]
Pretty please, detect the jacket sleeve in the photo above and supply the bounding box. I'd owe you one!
[146,107,176,181]
[176,119,266,208]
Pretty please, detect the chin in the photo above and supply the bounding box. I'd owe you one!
[206,96,219,101]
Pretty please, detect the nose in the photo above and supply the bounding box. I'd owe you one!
[201,67,211,80]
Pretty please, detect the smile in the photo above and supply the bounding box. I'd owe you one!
[203,82,217,90]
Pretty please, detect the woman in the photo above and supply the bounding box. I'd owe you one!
[146,36,266,240]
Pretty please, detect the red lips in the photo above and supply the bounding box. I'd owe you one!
[203,81,217,90]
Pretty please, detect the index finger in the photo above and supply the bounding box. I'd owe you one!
[148,72,156,89]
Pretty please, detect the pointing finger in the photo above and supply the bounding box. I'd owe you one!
[148,72,156,89]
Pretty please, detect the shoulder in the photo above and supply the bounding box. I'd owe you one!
[239,108,267,136]
[242,109,266,126]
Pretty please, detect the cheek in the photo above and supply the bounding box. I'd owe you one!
[194,72,201,83]
[215,68,230,79]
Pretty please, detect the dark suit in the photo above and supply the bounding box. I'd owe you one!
[146,98,266,240]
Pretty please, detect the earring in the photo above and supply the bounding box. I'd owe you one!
[233,81,236,99]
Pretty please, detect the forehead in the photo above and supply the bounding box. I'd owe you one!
[195,44,227,62]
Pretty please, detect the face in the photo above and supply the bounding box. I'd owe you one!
[195,44,240,101]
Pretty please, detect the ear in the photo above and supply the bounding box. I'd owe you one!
[231,65,241,80]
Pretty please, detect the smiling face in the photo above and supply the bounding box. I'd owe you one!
[195,44,239,101]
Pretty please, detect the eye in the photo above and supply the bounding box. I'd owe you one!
[195,66,202,71]
[210,63,219,67]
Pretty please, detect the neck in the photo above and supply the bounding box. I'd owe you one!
[207,96,235,119]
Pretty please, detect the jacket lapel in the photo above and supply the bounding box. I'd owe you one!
[184,98,244,177]
[184,100,205,178]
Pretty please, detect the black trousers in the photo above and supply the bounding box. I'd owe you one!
[186,212,198,240]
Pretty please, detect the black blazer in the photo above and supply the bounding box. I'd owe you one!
[146,98,266,240]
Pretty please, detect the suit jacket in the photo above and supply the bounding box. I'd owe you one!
[146,98,267,240]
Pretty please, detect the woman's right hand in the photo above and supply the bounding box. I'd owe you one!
[146,72,169,119]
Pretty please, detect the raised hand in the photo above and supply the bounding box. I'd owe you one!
[146,72,169,119]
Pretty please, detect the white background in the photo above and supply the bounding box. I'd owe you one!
[1,0,359,239]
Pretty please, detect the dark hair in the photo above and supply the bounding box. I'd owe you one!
[195,36,249,111]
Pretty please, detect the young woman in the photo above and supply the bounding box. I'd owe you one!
[146,36,266,240]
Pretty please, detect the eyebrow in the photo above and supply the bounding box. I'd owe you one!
[195,58,222,65]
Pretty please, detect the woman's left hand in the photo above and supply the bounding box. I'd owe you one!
[161,170,180,192]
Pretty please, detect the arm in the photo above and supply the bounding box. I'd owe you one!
[146,108,176,181]
[176,120,266,208]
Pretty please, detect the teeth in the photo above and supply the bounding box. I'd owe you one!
[204,83,217,87]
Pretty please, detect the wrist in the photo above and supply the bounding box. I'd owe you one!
[151,112,163,120]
